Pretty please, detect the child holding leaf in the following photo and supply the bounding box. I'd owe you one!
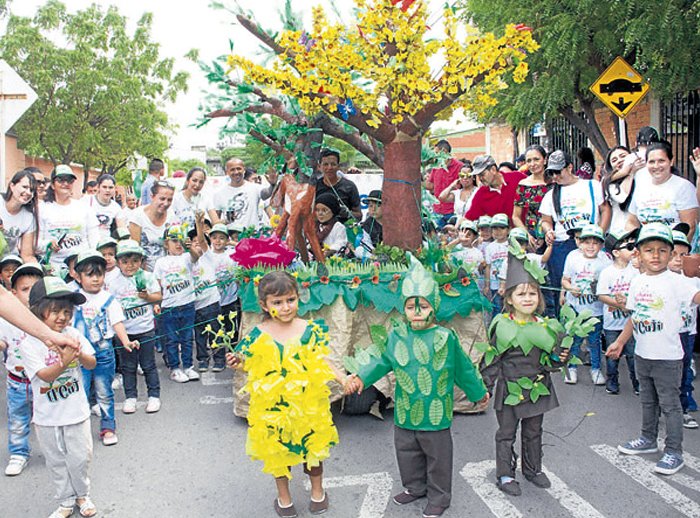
[345,256,488,518]
[479,251,594,497]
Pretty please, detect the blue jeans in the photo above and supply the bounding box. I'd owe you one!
[680,332,697,412]
[435,212,455,230]
[119,330,161,399]
[604,329,638,391]
[195,302,224,367]
[571,319,603,370]
[545,238,577,318]
[490,289,503,318]
[6,376,32,458]
[161,302,195,370]
[81,344,116,433]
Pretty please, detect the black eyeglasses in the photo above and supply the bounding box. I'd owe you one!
[35,179,48,186]
[54,176,76,184]
[616,243,635,251]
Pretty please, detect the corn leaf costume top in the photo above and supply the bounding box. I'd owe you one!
[235,320,338,478]
[356,321,487,431]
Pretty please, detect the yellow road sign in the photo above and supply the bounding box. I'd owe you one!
[589,57,649,119]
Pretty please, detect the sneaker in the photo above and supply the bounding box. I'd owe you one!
[309,492,329,515]
[101,431,118,446]
[605,383,619,395]
[274,499,298,518]
[618,436,658,455]
[497,478,521,496]
[184,367,200,381]
[683,413,699,429]
[122,398,137,414]
[564,367,578,384]
[90,403,101,416]
[633,383,640,396]
[198,361,209,372]
[525,472,551,488]
[111,373,123,390]
[591,369,605,385]
[393,490,425,505]
[170,369,189,383]
[212,364,226,373]
[146,397,161,414]
[654,452,684,475]
[423,503,448,518]
[4,455,28,476]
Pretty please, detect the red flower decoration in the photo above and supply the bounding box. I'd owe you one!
[515,23,532,31]
[371,275,380,284]
[393,274,401,281]
[230,236,295,269]
[301,281,310,289]
[352,276,362,285]
[461,277,471,287]
[443,283,453,292]
[243,277,250,283]
[320,276,330,285]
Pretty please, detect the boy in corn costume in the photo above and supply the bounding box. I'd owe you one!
[346,257,488,518]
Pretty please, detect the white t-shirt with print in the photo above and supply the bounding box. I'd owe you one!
[73,288,125,344]
[108,270,160,335]
[539,180,604,242]
[563,251,612,316]
[212,182,265,229]
[679,275,700,335]
[192,251,221,310]
[628,174,698,227]
[20,326,94,427]
[82,195,122,239]
[626,270,699,360]
[208,248,238,306]
[322,221,348,252]
[168,191,211,230]
[485,240,509,290]
[0,321,30,379]
[128,206,166,271]
[0,198,36,257]
[153,254,195,308]
[104,267,120,292]
[38,200,100,268]
[596,263,639,330]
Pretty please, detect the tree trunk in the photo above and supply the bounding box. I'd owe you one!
[381,136,423,251]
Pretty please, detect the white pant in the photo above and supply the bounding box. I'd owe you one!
[35,419,93,506]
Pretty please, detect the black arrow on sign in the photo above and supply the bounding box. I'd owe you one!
[612,97,632,112]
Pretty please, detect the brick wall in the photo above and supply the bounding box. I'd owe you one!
[486,124,518,163]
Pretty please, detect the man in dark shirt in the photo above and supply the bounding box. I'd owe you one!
[362,189,383,246]
[314,149,362,223]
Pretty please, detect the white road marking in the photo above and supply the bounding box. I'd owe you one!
[303,472,392,518]
[199,395,234,405]
[200,372,233,386]
[591,444,700,518]
[543,467,606,518]
[460,460,523,518]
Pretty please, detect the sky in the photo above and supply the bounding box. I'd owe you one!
[10,0,467,161]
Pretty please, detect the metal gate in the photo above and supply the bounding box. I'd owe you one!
[661,89,700,182]
[527,113,589,169]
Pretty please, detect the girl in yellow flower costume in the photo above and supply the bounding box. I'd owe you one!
[227,271,342,517]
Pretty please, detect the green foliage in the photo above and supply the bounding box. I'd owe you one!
[0,1,187,173]
[169,158,207,174]
[458,0,700,153]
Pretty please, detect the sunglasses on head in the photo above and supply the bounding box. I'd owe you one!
[616,242,635,251]
[155,180,174,188]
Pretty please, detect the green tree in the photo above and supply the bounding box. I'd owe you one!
[169,158,207,174]
[0,0,188,173]
[458,0,700,156]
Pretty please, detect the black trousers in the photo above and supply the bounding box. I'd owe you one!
[495,409,544,479]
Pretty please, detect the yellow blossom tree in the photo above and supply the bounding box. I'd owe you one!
[224,0,538,250]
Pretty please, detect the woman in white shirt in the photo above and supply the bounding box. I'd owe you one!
[438,162,477,218]
[128,181,175,271]
[83,174,124,239]
[314,193,348,257]
[169,167,209,229]
[0,170,39,262]
[601,145,645,235]
[38,165,100,275]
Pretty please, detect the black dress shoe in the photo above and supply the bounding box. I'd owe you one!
[525,472,551,488]
[497,479,522,496]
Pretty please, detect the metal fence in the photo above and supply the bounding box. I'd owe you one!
[527,113,589,170]
[661,89,700,182]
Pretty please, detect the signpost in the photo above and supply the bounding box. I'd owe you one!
[590,57,650,147]
[0,60,38,188]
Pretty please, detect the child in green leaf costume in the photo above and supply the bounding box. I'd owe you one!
[480,251,572,497]
[345,256,488,518]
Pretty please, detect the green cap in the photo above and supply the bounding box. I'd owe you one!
[75,250,106,270]
[490,213,509,228]
[208,223,229,237]
[96,237,118,251]
[10,262,44,288]
[477,216,492,228]
[0,254,23,268]
[604,227,639,251]
[672,230,690,247]
[579,224,604,242]
[636,222,674,248]
[29,276,86,307]
[116,239,144,258]
[509,227,529,243]
[165,224,188,242]
[116,227,131,241]
[458,219,478,233]
[401,254,440,311]
[52,164,77,180]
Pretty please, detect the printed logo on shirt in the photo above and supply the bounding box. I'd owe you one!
[40,375,81,403]
[164,271,191,295]
[631,290,665,335]
[223,193,249,224]
[49,226,83,250]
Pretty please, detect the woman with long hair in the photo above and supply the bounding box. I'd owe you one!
[0,170,39,262]
[83,174,123,239]
[601,146,644,234]
[438,161,478,218]
[128,181,175,271]
[512,145,551,249]
[169,167,208,229]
